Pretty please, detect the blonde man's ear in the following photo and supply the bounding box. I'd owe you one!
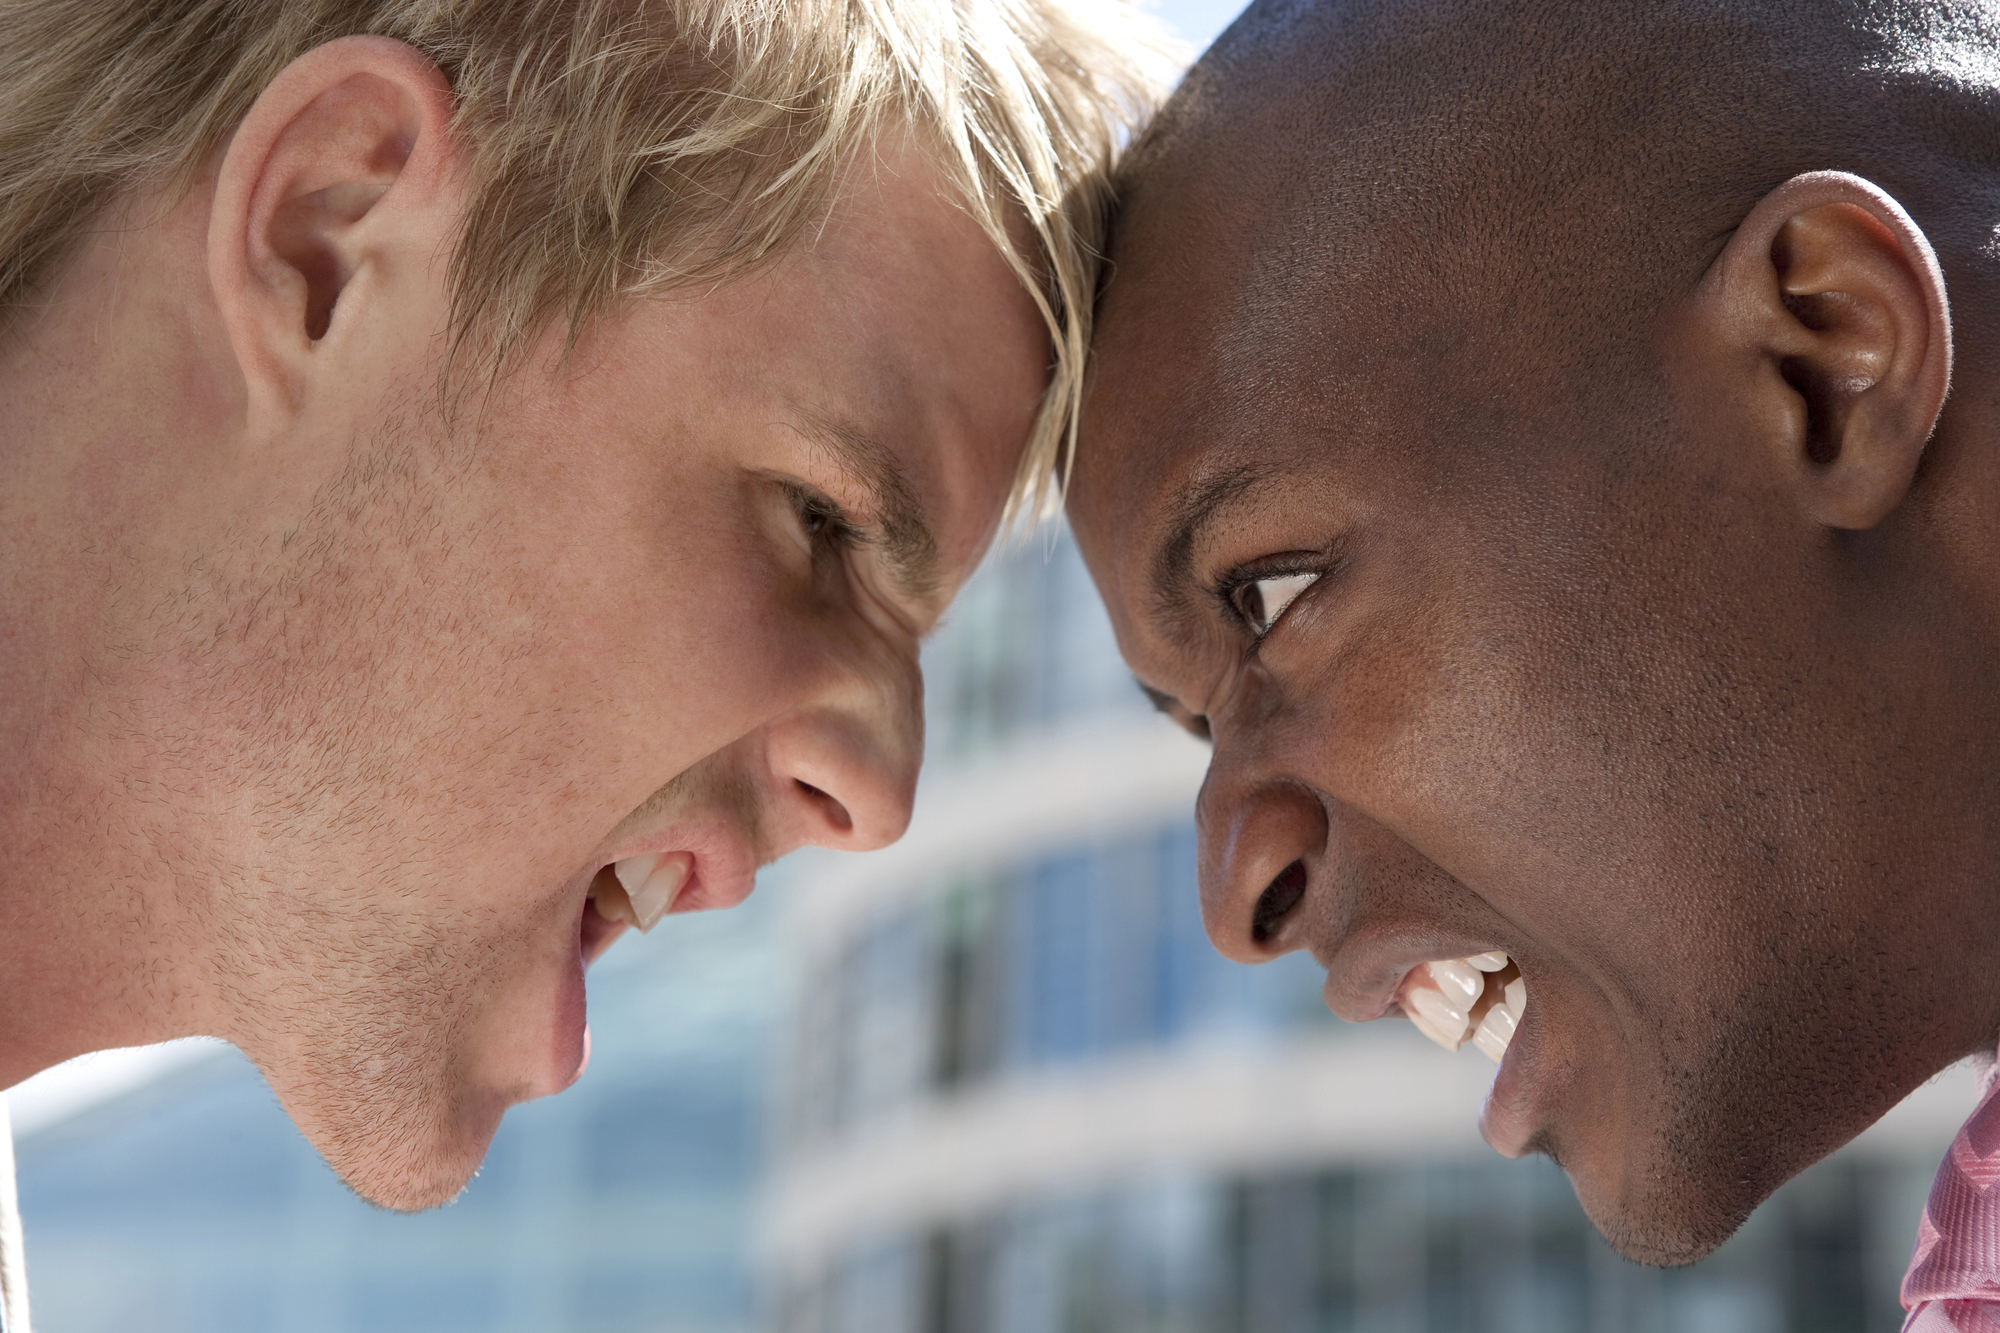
[207,36,463,430]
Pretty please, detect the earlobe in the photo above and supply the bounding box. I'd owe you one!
[1691,171,1952,531]
[207,37,460,426]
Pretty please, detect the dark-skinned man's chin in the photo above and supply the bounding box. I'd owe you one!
[1562,1143,1768,1271]
[1553,1076,1870,1269]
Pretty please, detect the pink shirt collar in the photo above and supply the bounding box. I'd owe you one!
[1903,1047,2000,1330]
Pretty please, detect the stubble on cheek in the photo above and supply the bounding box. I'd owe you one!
[167,394,587,1211]
[1568,917,1911,1268]
[1577,1006,1809,1265]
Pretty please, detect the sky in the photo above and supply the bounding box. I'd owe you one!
[1149,0,1245,62]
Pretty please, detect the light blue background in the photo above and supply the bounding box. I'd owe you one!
[1151,0,1248,56]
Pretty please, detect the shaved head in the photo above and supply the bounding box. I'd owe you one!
[1120,0,2000,343]
[1074,0,2000,1269]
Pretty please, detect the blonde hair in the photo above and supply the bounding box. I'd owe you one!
[0,0,1177,520]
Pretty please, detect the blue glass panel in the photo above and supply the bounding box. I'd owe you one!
[583,1073,753,1192]
[566,1265,751,1326]
[1154,821,1212,1041]
[345,1274,501,1332]
[1025,852,1095,1064]
[19,1064,297,1225]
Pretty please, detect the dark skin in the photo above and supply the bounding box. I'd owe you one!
[1072,0,2000,1267]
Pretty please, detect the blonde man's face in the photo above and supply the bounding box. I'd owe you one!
[131,146,1042,1207]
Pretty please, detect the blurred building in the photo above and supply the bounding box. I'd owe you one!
[763,531,1981,1333]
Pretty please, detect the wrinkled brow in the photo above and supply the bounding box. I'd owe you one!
[801,416,942,603]
[1150,462,1275,634]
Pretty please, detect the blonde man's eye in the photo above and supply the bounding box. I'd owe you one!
[1232,572,1318,637]
[786,484,861,550]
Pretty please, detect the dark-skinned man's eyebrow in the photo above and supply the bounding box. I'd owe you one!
[1151,462,1276,627]
[798,416,941,603]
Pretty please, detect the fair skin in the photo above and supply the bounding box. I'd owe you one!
[0,37,1045,1209]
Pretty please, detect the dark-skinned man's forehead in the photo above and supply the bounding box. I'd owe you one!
[1105,0,2000,387]
[1082,0,2000,710]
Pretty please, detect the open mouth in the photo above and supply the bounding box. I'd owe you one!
[588,852,694,932]
[1397,951,1528,1062]
[580,852,695,963]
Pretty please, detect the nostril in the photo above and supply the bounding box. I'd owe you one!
[1252,859,1308,944]
[795,779,853,834]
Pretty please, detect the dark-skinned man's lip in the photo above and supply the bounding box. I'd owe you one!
[1479,1004,1539,1159]
[1322,933,1522,1024]
[1325,940,1539,1152]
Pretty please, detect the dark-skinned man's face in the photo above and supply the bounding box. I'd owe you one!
[1069,147,1999,1264]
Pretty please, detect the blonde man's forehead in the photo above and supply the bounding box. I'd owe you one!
[0,0,1181,519]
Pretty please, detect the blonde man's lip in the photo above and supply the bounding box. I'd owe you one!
[585,815,762,931]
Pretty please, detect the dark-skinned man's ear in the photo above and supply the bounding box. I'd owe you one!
[206,36,460,427]
[1681,171,1952,531]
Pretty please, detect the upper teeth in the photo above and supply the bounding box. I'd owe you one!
[1400,953,1527,1062]
[590,852,694,933]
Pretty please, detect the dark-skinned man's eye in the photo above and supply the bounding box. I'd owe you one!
[1230,571,1319,637]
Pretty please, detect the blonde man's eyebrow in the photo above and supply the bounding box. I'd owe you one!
[801,417,942,602]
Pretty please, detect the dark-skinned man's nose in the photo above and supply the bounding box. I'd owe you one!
[1195,762,1329,963]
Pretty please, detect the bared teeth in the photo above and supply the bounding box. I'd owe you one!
[1404,981,1473,1048]
[590,868,641,930]
[1471,998,1517,1061]
[587,852,695,934]
[1400,953,1527,1061]
[1427,957,1485,1007]
[612,851,693,931]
